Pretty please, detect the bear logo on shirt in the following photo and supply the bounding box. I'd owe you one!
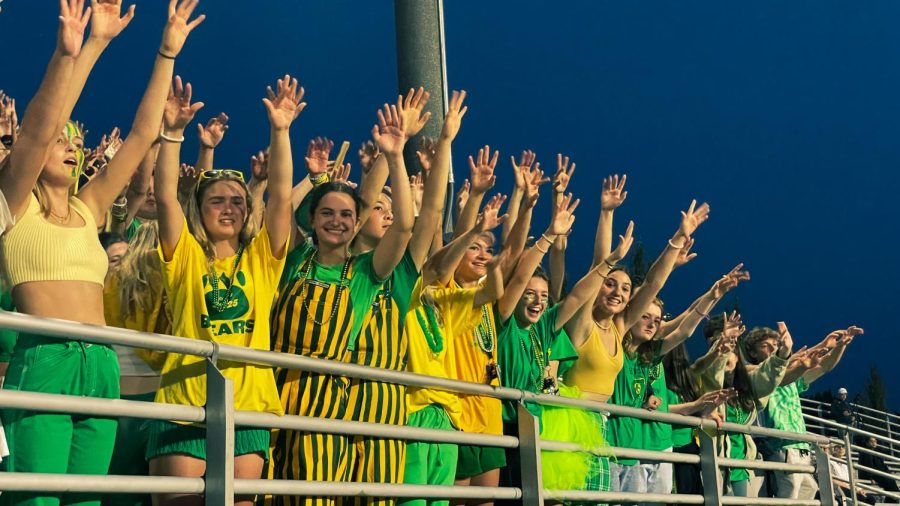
[200,271,254,335]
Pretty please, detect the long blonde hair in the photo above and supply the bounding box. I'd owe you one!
[115,221,163,322]
[183,174,256,260]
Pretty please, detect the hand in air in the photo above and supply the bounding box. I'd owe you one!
[358,140,380,174]
[398,87,431,138]
[164,76,204,131]
[548,193,581,237]
[712,263,751,298]
[416,137,436,174]
[159,0,205,59]
[677,199,711,240]
[475,193,509,233]
[439,90,468,141]
[606,220,635,264]
[522,164,550,209]
[553,153,576,194]
[263,75,306,131]
[89,0,134,42]
[250,150,268,183]
[511,150,537,191]
[468,145,499,193]
[600,174,628,211]
[197,113,229,149]
[456,179,470,214]
[372,103,408,156]
[58,0,92,57]
[305,137,333,177]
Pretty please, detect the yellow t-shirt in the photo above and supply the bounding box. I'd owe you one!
[104,275,170,371]
[156,219,285,415]
[447,278,503,435]
[405,277,481,428]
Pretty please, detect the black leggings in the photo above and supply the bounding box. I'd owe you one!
[671,441,703,502]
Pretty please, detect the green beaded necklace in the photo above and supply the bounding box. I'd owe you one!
[474,305,495,354]
[298,251,352,326]
[518,324,548,393]
[415,303,444,356]
[207,245,245,314]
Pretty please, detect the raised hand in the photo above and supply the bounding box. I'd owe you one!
[456,179,470,215]
[250,149,268,182]
[476,194,509,232]
[522,165,550,209]
[440,90,468,141]
[177,162,198,195]
[723,311,746,340]
[600,174,628,211]
[416,137,436,173]
[678,199,711,239]
[328,161,353,186]
[163,76,204,131]
[358,140,380,174]
[712,263,751,298]
[159,0,205,59]
[397,87,431,138]
[553,153,576,194]
[776,321,794,357]
[410,173,424,214]
[675,237,697,268]
[606,220,635,264]
[372,103,407,156]
[468,145,499,193]
[305,137,333,177]
[197,112,229,149]
[791,347,831,370]
[713,333,738,357]
[695,389,736,411]
[263,75,306,131]
[89,0,134,41]
[59,0,92,57]
[548,193,581,237]
[511,150,537,191]
[0,92,17,143]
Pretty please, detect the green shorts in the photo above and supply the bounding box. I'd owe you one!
[456,444,507,479]
[145,419,269,461]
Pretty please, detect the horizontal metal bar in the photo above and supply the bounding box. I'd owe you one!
[234,411,518,448]
[0,311,213,357]
[0,473,204,494]
[233,480,521,500]
[849,443,900,464]
[800,398,900,423]
[0,389,205,423]
[720,498,819,506]
[844,461,900,484]
[718,457,814,473]
[539,439,701,464]
[857,481,900,501]
[805,414,900,447]
[545,490,704,504]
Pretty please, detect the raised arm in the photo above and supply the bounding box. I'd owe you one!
[497,194,580,321]
[554,221,635,330]
[0,1,87,218]
[80,0,205,220]
[657,264,750,354]
[501,150,535,242]
[111,141,158,235]
[370,104,414,279]
[621,199,710,331]
[669,389,734,416]
[423,194,507,287]
[155,76,204,259]
[453,142,497,239]
[502,164,549,282]
[247,149,268,232]
[592,174,628,265]
[194,112,228,172]
[261,75,306,257]
[800,327,863,384]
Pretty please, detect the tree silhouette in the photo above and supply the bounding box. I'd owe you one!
[629,241,647,285]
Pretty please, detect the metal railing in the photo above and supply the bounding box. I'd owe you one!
[801,397,899,458]
[0,311,835,506]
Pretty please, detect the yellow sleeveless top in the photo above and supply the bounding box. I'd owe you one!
[565,322,624,396]
[1,194,107,287]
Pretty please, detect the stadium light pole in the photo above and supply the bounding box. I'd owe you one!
[394,0,454,234]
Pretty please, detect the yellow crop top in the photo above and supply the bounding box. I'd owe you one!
[1,194,108,287]
[565,322,624,396]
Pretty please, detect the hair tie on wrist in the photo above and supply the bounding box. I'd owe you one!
[309,173,330,186]
[158,50,176,60]
[668,238,686,249]
[159,132,185,143]
[603,259,616,269]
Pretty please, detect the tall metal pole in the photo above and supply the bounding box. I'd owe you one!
[394,0,454,233]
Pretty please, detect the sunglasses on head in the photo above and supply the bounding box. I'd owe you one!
[198,169,245,183]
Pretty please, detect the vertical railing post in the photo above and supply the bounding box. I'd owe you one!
[697,429,722,506]
[517,404,544,506]
[206,359,235,506]
[885,413,896,458]
[844,432,859,506]
[815,444,836,506]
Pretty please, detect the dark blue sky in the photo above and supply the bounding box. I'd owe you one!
[3,1,897,408]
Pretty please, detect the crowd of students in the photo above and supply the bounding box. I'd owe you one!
[0,2,872,506]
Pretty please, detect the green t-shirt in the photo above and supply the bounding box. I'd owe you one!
[761,378,809,451]
[666,389,694,448]
[608,346,663,465]
[125,218,142,241]
[349,249,419,353]
[641,368,673,452]
[726,402,751,481]
[0,290,17,363]
[496,304,578,423]
[281,241,387,342]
